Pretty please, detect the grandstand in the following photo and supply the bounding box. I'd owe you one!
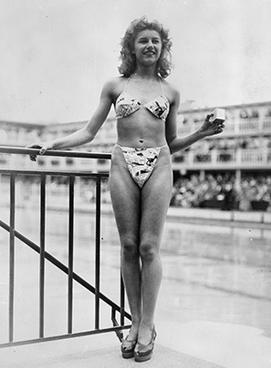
[0,100,270,211]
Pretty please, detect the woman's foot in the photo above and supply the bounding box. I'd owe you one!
[134,325,157,362]
[121,324,139,359]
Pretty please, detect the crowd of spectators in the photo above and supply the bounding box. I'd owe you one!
[84,173,271,212]
[171,174,271,211]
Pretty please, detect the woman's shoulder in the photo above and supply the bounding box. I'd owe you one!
[103,76,127,89]
[102,76,128,98]
[161,79,180,104]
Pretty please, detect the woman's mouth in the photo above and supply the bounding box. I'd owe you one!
[144,51,156,56]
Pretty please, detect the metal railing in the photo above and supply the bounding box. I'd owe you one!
[0,146,131,348]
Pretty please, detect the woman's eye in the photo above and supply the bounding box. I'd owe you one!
[136,38,161,45]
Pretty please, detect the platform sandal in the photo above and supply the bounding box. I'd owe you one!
[121,335,137,359]
[134,327,157,363]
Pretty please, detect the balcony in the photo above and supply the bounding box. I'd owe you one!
[238,118,260,132]
[263,117,271,131]
[172,148,271,170]
[177,115,271,138]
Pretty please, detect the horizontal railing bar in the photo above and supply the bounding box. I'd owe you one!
[0,219,131,319]
[0,324,131,349]
[0,146,111,160]
[0,169,109,178]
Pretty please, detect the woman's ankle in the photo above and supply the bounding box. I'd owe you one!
[139,319,154,330]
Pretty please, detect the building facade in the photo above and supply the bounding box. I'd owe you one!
[1,100,270,175]
[1,101,270,210]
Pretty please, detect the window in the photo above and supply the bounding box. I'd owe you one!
[240,110,248,118]
[251,110,259,118]
[66,158,74,165]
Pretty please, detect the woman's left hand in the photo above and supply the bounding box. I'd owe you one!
[198,114,225,137]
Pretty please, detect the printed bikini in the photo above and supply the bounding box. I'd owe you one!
[114,78,170,188]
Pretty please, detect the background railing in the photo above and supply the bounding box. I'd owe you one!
[0,146,131,348]
[172,148,271,169]
[177,116,271,136]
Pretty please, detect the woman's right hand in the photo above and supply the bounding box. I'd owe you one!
[27,142,54,161]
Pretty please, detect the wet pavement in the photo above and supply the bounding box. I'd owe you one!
[0,205,271,367]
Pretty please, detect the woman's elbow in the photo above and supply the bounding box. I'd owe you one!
[83,126,95,141]
[167,136,176,153]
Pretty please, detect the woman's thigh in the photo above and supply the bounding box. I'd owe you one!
[109,145,141,243]
[140,147,173,246]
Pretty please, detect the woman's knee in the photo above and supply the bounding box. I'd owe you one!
[121,236,139,262]
[139,238,159,262]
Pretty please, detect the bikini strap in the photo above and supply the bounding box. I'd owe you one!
[122,76,130,94]
[159,77,165,96]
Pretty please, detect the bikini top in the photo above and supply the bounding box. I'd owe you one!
[115,77,170,122]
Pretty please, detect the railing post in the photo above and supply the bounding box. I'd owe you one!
[120,274,125,326]
[9,174,15,342]
[95,177,101,329]
[211,149,217,164]
[236,148,241,166]
[68,176,75,334]
[39,174,46,338]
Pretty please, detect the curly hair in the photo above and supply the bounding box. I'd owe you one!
[118,17,172,79]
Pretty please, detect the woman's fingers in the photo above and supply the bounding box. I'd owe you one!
[27,144,40,161]
[29,154,37,161]
[205,113,213,123]
[27,143,48,161]
[214,124,224,134]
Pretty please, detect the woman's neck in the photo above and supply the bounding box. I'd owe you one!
[134,65,158,79]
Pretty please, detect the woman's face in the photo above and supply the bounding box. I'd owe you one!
[133,29,162,66]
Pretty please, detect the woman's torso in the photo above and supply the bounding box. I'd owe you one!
[111,76,173,148]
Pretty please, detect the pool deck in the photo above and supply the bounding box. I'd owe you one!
[48,202,271,228]
[1,319,271,368]
[0,333,224,368]
[1,204,271,367]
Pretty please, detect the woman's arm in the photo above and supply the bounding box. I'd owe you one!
[29,80,114,157]
[166,90,224,154]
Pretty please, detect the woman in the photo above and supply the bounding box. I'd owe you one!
[29,18,224,362]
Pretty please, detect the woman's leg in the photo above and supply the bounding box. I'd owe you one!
[109,146,141,341]
[138,147,173,345]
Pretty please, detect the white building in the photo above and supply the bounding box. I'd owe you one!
[0,100,271,180]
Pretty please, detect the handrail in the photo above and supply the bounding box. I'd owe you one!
[0,169,109,177]
[0,145,112,160]
[0,147,132,348]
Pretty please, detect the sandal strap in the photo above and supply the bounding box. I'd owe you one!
[121,335,137,350]
[123,335,137,343]
[135,328,157,353]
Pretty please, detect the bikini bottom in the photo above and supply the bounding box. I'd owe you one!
[116,144,168,188]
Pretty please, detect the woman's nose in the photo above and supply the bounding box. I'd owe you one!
[146,40,154,48]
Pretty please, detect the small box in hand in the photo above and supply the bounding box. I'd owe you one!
[209,108,225,123]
